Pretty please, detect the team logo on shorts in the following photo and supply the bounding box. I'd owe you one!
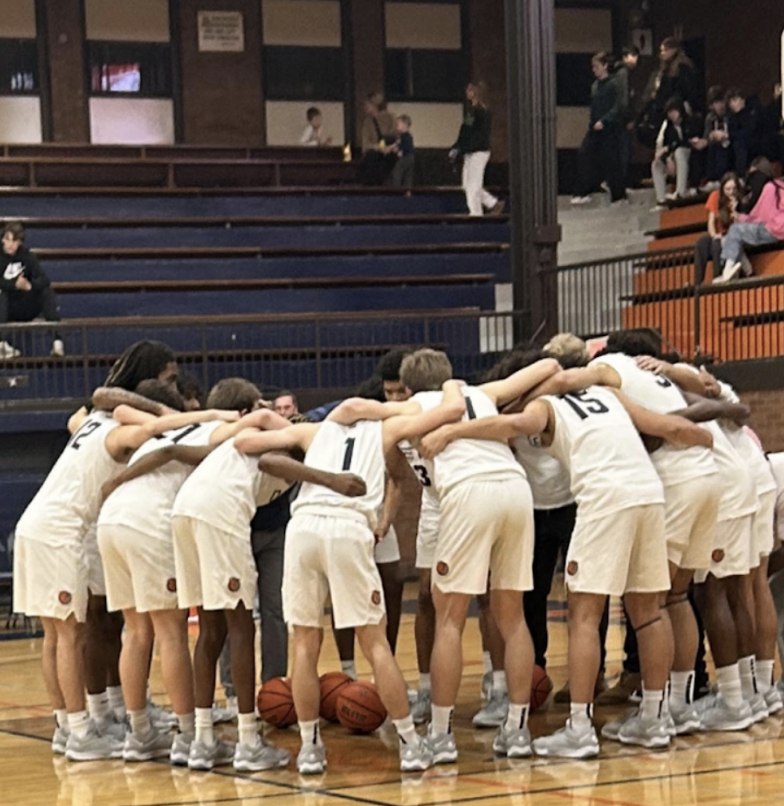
[567,561,578,576]
[436,561,449,577]
[166,578,177,593]
[228,577,241,592]
[371,590,381,605]
[711,549,725,563]
[58,591,72,605]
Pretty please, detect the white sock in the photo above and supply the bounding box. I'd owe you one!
[195,707,214,745]
[483,651,493,675]
[299,719,322,747]
[504,702,529,732]
[641,689,664,720]
[54,709,68,730]
[492,670,508,694]
[393,714,418,745]
[738,655,757,700]
[716,663,744,709]
[129,708,152,736]
[569,702,593,731]
[669,671,694,706]
[87,692,109,722]
[68,710,90,739]
[107,685,125,718]
[419,673,431,692]
[341,660,357,681]
[238,712,258,746]
[431,704,453,735]
[177,711,195,739]
[757,660,774,694]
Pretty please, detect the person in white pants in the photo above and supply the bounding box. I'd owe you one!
[449,82,504,217]
[651,98,695,205]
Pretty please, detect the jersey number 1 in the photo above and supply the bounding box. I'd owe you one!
[342,437,355,471]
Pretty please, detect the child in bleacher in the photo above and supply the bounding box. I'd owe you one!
[390,115,415,188]
[300,107,332,147]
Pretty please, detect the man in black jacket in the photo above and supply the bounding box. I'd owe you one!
[0,222,63,357]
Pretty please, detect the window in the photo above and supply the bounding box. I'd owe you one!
[0,39,38,94]
[263,47,344,101]
[87,42,172,97]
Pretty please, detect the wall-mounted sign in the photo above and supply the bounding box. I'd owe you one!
[198,11,245,52]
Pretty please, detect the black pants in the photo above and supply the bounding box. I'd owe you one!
[705,142,732,182]
[694,234,723,284]
[0,287,60,325]
[251,526,288,682]
[359,151,395,186]
[524,504,609,670]
[574,128,625,202]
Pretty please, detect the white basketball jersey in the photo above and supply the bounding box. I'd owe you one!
[717,382,777,496]
[513,438,573,510]
[173,438,292,537]
[591,353,716,486]
[99,420,224,540]
[413,387,523,496]
[544,386,665,521]
[292,419,385,527]
[399,440,441,514]
[17,411,123,546]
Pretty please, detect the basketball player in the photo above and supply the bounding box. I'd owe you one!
[419,382,713,756]
[526,330,723,735]
[13,384,226,761]
[97,379,292,765]
[170,404,365,772]
[397,349,561,760]
[635,356,764,730]
[234,380,468,773]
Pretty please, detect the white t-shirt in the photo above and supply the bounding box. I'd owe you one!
[543,386,665,522]
[99,420,223,539]
[513,438,573,510]
[17,411,123,547]
[413,387,524,496]
[173,438,292,538]
[293,420,385,528]
[591,352,716,487]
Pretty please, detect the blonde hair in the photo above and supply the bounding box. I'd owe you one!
[543,333,590,368]
[399,349,453,393]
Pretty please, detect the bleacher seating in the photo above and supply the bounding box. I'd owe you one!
[623,201,784,361]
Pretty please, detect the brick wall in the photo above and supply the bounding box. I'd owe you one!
[739,389,784,453]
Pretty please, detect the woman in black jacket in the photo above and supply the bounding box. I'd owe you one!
[449,81,504,216]
[0,221,62,357]
[571,52,625,205]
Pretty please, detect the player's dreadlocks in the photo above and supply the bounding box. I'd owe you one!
[104,340,176,390]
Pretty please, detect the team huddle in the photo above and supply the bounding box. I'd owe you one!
[12,330,784,774]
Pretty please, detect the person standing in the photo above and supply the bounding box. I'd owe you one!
[450,82,504,216]
[615,46,641,185]
[0,222,63,358]
[571,53,625,205]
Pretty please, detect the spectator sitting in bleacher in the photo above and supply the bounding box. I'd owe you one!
[652,98,700,207]
[300,106,332,147]
[693,172,740,285]
[0,222,63,359]
[718,177,784,282]
[390,115,415,189]
[727,87,766,177]
[570,52,625,205]
[690,86,731,189]
[739,156,775,213]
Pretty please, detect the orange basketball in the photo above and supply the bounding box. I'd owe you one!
[319,671,353,722]
[257,677,297,727]
[530,665,553,711]
[336,681,387,733]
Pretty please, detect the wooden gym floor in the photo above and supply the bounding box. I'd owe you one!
[1,582,783,806]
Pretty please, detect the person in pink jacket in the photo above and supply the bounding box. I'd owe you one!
[719,179,784,282]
